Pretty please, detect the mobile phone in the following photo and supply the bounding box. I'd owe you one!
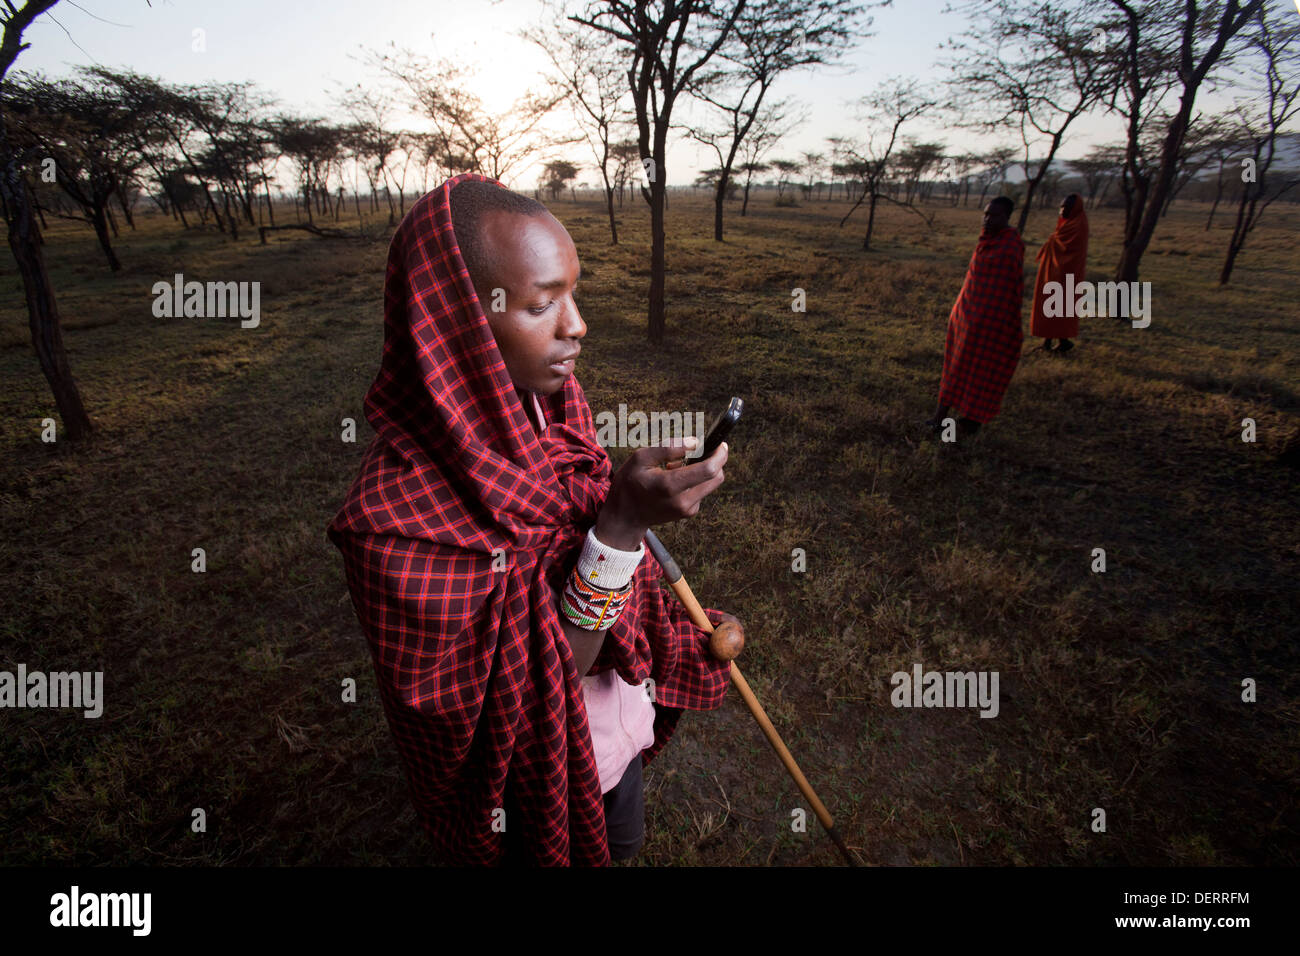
[692,397,743,460]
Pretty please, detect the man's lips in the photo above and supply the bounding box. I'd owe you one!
[549,351,579,375]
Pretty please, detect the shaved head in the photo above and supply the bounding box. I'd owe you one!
[447,179,585,396]
[450,181,549,294]
[990,195,1014,218]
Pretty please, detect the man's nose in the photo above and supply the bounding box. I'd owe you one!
[558,295,586,340]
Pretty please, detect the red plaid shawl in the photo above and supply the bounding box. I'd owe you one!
[939,225,1026,424]
[327,173,730,866]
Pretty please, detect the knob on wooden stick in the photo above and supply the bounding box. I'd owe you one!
[709,620,745,661]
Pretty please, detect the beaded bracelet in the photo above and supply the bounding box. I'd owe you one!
[561,566,633,631]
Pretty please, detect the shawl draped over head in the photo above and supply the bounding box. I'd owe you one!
[1030,194,1089,339]
[938,224,1026,425]
[327,172,730,866]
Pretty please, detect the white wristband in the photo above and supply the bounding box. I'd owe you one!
[576,527,645,590]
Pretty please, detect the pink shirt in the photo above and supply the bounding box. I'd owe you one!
[529,391,658,793]
[581,670,657,793]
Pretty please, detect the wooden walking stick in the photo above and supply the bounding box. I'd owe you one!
[643,530,857,866]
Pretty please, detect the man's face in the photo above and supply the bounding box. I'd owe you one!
[472,209,586,397]
[1060,195,1076,218]
[982,200,1010,235]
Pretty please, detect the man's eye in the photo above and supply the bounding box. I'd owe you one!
[528,302,550,315]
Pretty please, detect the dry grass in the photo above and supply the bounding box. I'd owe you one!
[1,190,1296,866]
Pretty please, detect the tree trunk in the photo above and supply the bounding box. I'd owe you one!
[90,203,122,271]
[222,189,239,241]
[648,174,666,343]
[1219,181,1258,286]
[604,184,618,245]
[200,182,224,233]
[117,189,135,229]
[863,192,879,251]
[3,157,93,440]
[263,175,276,227]
[1017,136,1062,234]
[1219,235,1244,285]
[713,173,726,242]
[1206,163,1226,230]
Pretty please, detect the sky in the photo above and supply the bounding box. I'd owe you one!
[11,0,1284,191]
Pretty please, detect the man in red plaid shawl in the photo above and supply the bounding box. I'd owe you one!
[928,196,1026,439]
[327,173,737,866]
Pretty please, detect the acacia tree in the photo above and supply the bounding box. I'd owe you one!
[947,151,981,205]
[169,80,276,239]
[528,14,634,244]
[1033,161,1067,206]
[609,137,643,204]
[947,0,1112,234]
[3,70,146,271]
[680,0,867,241]
[973,145,1016,207]
[273,116,345,224]
[373,48,567,184]
[1155,114,1210,213]
[337,83,405,224]
[542,159,581,199]
[1219,5,1300,284]
[1200,120,1253,227]
[1100,0,1265,282]
[800,150,824,199]
[832,77,937,250]
[734,98,799,214]
[87,68,220,228]
[895,140,946,204]
[1070,142,1126,206]
[1,0,93,440]
[770,157,800,198]
[571,0,749,343]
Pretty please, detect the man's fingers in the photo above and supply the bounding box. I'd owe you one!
[679,465,726,511]
[637,437,700,468]
[659,441,728,491]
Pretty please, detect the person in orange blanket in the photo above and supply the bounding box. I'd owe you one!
[1029,194,1089,354]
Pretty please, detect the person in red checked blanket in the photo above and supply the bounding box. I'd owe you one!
[928,195,1026,440]
[327,173,740,866]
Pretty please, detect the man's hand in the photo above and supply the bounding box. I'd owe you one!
[562,440,729,678]
[594,439,729,551]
